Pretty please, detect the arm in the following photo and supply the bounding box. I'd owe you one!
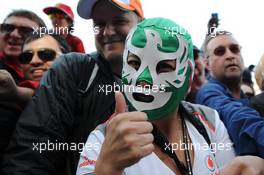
[220,156,264,175]
[1,53,95,175]
[76,92,154,175]
[77,130,124,175]
[196,83,264,158]
[16,86,34,105]
[0,70,33,106]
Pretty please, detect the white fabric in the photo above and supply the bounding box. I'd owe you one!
[76,110,235,175]
[123,28,192,111]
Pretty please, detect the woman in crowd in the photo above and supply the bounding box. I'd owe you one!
[77,17,236,175]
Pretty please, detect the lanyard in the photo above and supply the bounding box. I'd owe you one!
[152,117,193,175]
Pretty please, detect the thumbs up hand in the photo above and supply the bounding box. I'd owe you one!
[94,91,154,175]
[114,90,127,114]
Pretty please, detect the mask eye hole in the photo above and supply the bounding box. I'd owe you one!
[156,60,176,74]
[127,52,141,71]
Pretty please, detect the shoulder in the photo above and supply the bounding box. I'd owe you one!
[251,92,264,103]
[196,80,228,103]
[181,101,216,116]
[67,34,83,43]
[181,101,217,129]
[40,52,100,86]
[199,79,225,93]
[61,52,92,62]
[52,52,97,71]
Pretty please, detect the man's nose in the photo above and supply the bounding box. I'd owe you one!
[30,54,43,66]
[9,28,22,38]
[225,47,238,60]
[103,23,116,36]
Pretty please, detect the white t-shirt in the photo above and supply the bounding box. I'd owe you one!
[76,110,235,175]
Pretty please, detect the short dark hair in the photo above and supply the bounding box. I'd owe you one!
[22,32,70,54]
[3,9,46,28]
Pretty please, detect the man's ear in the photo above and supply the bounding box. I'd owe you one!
[136,16,144,23]
[203,57,211,71]
[138,17,144,22]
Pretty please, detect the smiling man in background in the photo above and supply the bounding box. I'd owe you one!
[0,10,46,83]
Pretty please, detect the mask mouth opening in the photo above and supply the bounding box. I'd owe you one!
[132,92,154,103]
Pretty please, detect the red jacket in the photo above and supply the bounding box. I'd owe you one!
[0,52,24,84]
[19,80,39,89]
[66,34,85,53]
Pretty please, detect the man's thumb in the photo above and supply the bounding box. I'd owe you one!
[115,91,127,114]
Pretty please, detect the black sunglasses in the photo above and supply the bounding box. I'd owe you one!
[0,23,34,37]
[213,44,241,56]
[19,49,59,64]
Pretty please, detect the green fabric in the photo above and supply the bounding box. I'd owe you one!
[131,18,181,52]
[136,67,153,85]
[123,17,194,121]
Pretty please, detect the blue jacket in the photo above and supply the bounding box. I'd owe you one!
[196,77,264,158]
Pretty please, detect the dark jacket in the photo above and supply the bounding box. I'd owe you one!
[250,92,264,117]
[196,77,264,158]
[1,52,119,175]
[0,60,23,158]
[0,102,21,159]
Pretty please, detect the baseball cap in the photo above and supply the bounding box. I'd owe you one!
[77,0,143,19]
[43,3,74,21]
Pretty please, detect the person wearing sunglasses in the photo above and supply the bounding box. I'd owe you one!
[196,30,264,158]
[0,10,46,156]
[0,10,47,105]
[77,18,264,175]
[19,33,70,85]
[0,10,46,84]
[77,17,236,175]
[43,3,85,53]
[0,32,69,151]
[0,32,70,160]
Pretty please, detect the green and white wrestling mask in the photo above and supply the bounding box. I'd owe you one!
[122,18,194,120]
